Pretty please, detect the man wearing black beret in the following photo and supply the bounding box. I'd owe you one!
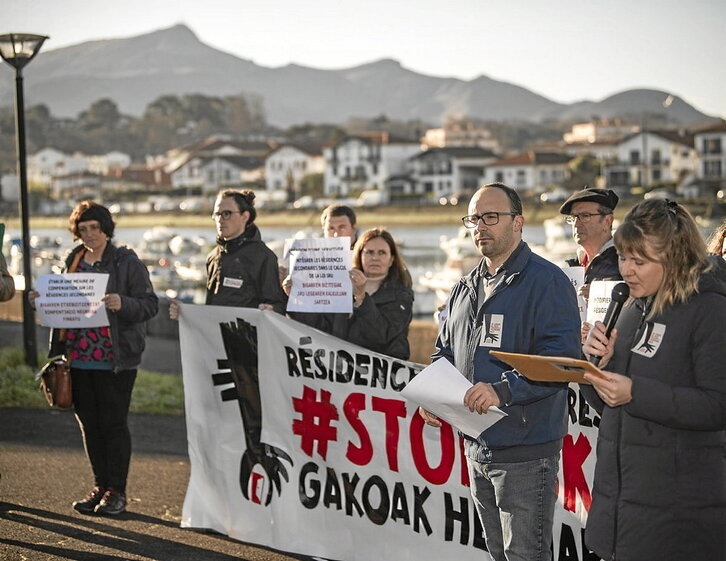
[559,186,622,303]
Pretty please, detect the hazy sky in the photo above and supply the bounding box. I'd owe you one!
[3,0,725,117]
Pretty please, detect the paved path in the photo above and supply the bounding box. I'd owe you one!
[0,407,323,561]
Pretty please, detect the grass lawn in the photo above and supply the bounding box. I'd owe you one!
[0,347,185,415]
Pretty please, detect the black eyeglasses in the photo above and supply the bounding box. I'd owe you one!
[211,210,243,220]
[565,212,609,225]
[461,212,518,228]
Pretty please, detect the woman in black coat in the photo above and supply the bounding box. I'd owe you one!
[583,199,726,561]
[31,201,158,516]
[286,228,414,360]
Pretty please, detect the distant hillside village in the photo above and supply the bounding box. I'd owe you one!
[2,118,725,215]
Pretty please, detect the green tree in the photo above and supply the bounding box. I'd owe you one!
[299,172,324,197]
[284,123,346,144]
[78,99,122,131]
[566,154,601,190]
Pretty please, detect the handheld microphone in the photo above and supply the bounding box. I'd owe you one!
[589,282,630,366]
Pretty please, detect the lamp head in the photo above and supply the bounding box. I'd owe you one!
[0,33,48,70]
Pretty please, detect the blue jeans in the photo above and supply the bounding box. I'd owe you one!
[467,454,559,561]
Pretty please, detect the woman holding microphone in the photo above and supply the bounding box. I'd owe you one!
[583,199,726,560]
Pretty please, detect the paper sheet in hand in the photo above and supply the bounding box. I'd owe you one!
[489,350,606,384]
[286,237,353,313]
[35,273,110,328]
[401,358,506,438]
[586,280,620,324]
[561,266,586,323]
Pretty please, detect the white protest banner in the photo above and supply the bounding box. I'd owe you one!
[179,305,600,561]
[561,266,587,324]
[35,273,109,328]
[586,280,620,325]
[286,237,353,313]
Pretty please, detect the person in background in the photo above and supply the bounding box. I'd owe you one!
[559,186,622,343]
[420,183,581,561]
[582,199,726,560]
[706,219,726,259]
[170,189,286,319]
[284,228,414,360]
[321,203,359,246]
[0,250,14,302]
[29,201,159,516]
[559,186,621,299]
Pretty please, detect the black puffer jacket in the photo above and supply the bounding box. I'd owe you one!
[582,256,726,561]
[292,275,414,360]
[206,224,287,313]
[49,243,159,371]
[565,241,621,284]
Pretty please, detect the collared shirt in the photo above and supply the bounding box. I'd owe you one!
[478,266,506,307]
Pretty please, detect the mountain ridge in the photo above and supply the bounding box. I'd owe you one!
[0,23,717,128]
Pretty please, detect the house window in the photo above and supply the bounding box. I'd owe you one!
[651,149,661,165]
[652,169,661,181]
[424,181,434,193]
[516,170,526,186]
[703,137,722,155]
[629,150,640,165]
[704,161,723,178]
[495,171,504,182]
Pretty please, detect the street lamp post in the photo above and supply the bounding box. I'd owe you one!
[0,32,48,368]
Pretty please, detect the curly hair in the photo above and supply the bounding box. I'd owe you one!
[614,199,710,318]
[68,201,115,241]
[352,228,411,287]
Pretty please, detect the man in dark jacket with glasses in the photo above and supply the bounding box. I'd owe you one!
[559,186,622,298]
[420,183,581,561]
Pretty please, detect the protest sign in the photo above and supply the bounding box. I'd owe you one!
[179,305,599,561]
[586,280,620,324]
[35,273,109,328]
[286,237,353,313]
[560,266,587,323]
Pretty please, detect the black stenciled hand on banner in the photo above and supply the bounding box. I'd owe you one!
[213,317,293,505]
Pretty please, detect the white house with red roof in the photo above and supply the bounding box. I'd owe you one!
[481,151,572,193]
[604,129,697,189]
[323,133,420,196]
[265,144,324,194]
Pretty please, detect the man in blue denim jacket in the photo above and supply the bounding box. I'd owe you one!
[420,183,581,561]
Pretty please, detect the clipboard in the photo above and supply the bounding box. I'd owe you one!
[489,350,606,384]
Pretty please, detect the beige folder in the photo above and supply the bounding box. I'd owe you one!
[489,350,606,384]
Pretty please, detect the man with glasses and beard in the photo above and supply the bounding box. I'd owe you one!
[419,183,580,561]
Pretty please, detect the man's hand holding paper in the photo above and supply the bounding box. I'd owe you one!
[401,358,506,439]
